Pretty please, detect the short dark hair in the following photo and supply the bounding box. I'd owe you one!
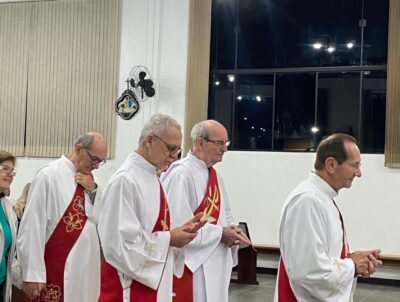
[314,133,357,170]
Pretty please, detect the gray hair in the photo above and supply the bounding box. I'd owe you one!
[74,133,94,149]
[139,113,181,144]
[190,121,209,147]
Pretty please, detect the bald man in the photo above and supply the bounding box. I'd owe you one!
[161,120,250,302]
[18,132,107,302]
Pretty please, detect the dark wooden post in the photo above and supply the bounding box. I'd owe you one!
[230,222,259,285]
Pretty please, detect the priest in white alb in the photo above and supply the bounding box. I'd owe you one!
[274,133,382,302]
[17,132,108,301]
[161,120,251,302]
[97,113,205,302]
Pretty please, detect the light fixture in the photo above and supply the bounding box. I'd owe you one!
[237,95,242,100]
[327,46,335,53]
[311,126,319,133]
[244,117,247,120]
[215,81,220,86]
[228,75,235,82]
[346,42,354,49]
[313,42,322,49]
[251,126,255,130]
[256,95,262,102]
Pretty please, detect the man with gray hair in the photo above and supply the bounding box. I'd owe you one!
[98,113,205,302]
[161,119,250,302]
[18,131,108,301]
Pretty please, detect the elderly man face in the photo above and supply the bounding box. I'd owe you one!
[75,134,108,174]
[148,126,182,171]
[200,122,229,167]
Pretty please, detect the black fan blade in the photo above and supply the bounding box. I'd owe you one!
[144,87,155,97]
[130,78,135,87]
[143,79,154,88]
[139,71,146,81]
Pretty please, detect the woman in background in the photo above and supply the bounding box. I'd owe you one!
[13,183,30,222]
[0,150,21,301]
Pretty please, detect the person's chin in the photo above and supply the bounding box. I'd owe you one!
[216,156,223,163]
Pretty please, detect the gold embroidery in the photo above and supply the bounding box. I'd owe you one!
[332,258,345,270]
[41,284,62,302]
[161,204,169,231]
[72,196,85,214]
[329,282,341,296]
[203,185,220,222]
[144,243,157,258]
[63,212,84,232]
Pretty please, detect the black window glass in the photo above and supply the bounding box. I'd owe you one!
[210,0,237,70]
[361,70,386,152]
[233,75,274,150]
[316,72,360,145]
[362,0,389,65]
[237,0,362,68]
[208,74,234,138]
[209,0,388,153]
[274,73,316,151]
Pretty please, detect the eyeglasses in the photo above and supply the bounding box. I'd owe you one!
[153,134,182,156]
[203,137,231,147]
[85,149,107,166]
[0,165,17,176]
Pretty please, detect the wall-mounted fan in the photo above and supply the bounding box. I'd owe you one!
[115,65,156,120]
[127,65,156,102]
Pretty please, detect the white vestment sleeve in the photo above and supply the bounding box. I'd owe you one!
[17,171,49,283]
[218,176,239,266]
[172,247,185,278]
[281,194,356,301]
[98,174,170,290]
[162,171,223,273]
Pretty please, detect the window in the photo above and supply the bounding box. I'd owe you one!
[209,0,388,153]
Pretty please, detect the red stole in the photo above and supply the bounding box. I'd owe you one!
[27,184,88,302]
[277,199,350,301]
[98,183,170,302]
[172,167,221,302]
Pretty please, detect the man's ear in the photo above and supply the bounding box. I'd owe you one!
[325,157,336,174]
[197,137,204,149]
[75,144,83,153]
[145,134,154,149]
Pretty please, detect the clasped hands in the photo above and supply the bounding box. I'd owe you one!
[169,214,252,249]
[23,282,46,300]
[221,225,252,247]
[350,249,382,277]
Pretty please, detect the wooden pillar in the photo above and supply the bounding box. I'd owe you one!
[183,0,212,153]
[385,0,400,166]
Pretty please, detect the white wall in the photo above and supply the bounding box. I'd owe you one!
[5,0,400,257]
[218,152,400,256]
